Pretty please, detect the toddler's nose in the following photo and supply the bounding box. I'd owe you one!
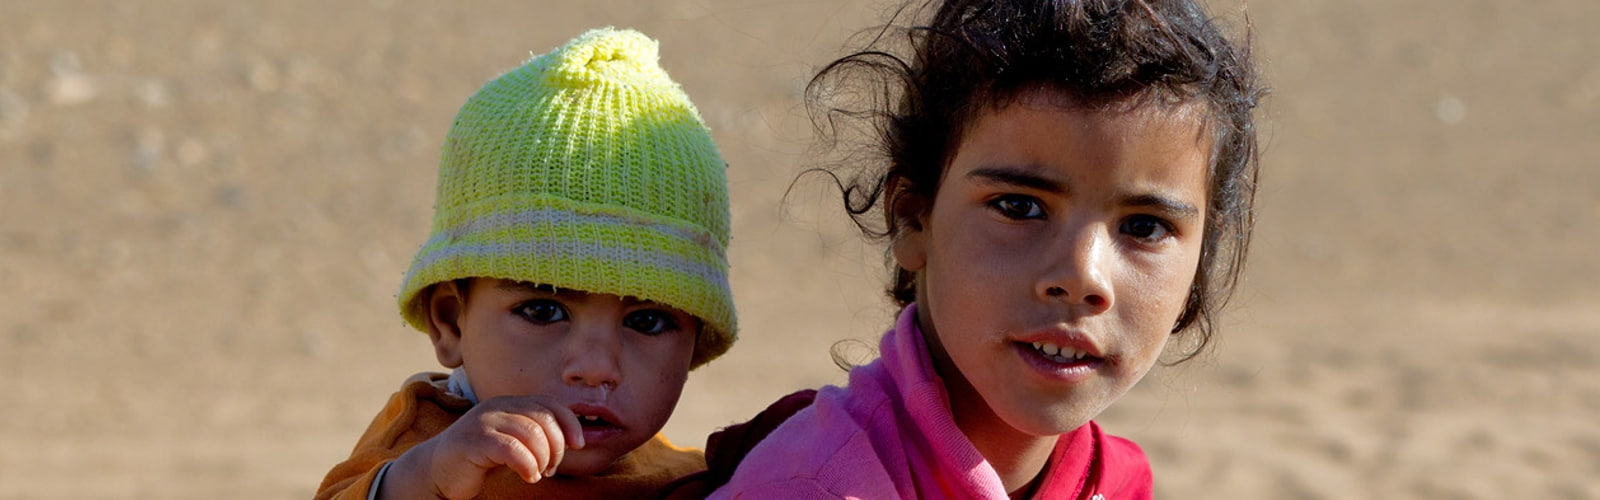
[562,325,623,389]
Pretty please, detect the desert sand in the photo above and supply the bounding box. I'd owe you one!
[1,1,1597,498]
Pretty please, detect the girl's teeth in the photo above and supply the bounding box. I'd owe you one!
[583,415,598,422]
[1031,341,1087,361]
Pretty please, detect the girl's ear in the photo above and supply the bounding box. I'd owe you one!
[424,280,468,368]
[888,178,929,272]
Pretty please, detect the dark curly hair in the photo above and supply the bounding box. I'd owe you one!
[805,0,1265,362]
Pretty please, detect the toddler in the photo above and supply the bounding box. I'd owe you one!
[316,27,736,500]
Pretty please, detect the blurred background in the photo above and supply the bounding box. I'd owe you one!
[1,0,1596,498]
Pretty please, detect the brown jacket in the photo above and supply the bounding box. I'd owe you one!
[315,373,707,500]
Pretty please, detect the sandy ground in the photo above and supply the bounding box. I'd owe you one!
[2,1,1597,498]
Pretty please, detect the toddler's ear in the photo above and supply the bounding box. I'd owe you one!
[424,281,468,368]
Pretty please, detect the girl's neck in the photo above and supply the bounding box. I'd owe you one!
[923,323,1057,497]
[944,370,1058,498]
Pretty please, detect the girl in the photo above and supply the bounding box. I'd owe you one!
[712,0,1263,498]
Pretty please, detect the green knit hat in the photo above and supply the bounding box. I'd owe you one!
[398,27,734,369]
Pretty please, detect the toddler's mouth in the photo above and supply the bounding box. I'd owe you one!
[569,403,622,429]
[578,414,615,428]
[570,403,625,447]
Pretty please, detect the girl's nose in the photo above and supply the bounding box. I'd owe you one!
[561,323,622,389]
[1036,226,1113,312]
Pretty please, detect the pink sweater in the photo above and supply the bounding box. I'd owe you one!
[711,304,1152,499]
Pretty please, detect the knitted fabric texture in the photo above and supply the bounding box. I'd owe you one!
[398,27,734,368]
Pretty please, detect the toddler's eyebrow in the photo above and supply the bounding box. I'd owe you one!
[496,281,560,295]
[966,166,1066,193]
[495,280,668,308]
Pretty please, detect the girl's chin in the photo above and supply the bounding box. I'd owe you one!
[999,405,1100,437]
[1011,420,1091,437]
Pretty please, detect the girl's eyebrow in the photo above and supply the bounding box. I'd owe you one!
[966,166,1066,193]
[1121,193,1200,221]
[968,166,1199,220]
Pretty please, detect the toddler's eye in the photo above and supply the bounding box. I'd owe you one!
[1120,215,1174,242]
[623,310,677,336]
[989,194,1045,220]
[516,300,568,324]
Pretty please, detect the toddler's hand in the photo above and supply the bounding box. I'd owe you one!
[383,395,584,500]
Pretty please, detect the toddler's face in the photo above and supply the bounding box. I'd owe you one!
[447,278,698,475]
[894,90,1209,439]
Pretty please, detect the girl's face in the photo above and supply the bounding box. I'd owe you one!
[894,91,1209,439]
[432,278,699,475]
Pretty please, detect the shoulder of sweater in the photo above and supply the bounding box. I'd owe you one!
[1096,428,1154,495]
[722,420,897,499]
[825,359,906,422]
[1098,432,1149,466]
[722,382,904,489]
[625,433,707,474]
[400,371,446,388]
[394,372,473,410]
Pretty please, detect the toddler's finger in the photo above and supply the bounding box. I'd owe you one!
[494,403,575,477]
[543,403,585,451]
[482,415,558,482]
[524,403,583,475]
[483,426,545,484]
[517,399,583,448]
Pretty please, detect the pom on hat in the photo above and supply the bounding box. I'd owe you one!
[398,27,735,369]
[538,28,667,86]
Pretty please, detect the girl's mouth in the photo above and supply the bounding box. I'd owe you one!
[1026,341,1094,364]
[1014,341,1102,382]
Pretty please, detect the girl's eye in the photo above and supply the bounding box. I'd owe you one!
[622,310,678,336]
[1120,215,1174,242]
[989,195,1045,220]
[516,300,568,324]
